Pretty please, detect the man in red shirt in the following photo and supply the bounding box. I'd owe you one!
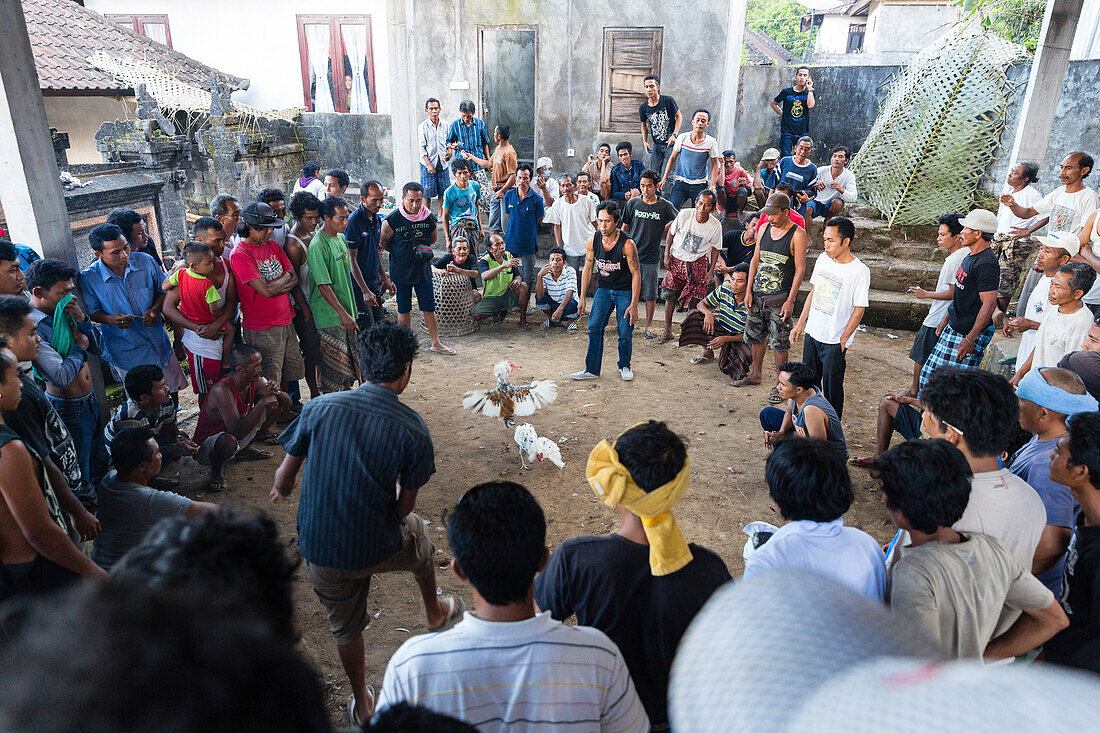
[228,203,304,401]
[755,183,806,234]
[719,150,753,221]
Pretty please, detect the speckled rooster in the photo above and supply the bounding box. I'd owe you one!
[463,360,557,427]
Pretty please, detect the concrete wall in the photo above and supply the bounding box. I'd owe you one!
[299,112,395,187]
[394,0,730,183]
[43,96,135,163]
[1073,0,1100,59]
[83,0,393,113]
[865,4,957,60]
[816,16,856,56]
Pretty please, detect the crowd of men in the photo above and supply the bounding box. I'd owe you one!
[0,66,1099,731]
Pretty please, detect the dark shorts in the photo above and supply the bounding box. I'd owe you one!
[806,196,840,219]
[0,554,80,602]
[640,262,659,302]
[744,298,793,351]
[395,280,436,314]
[894,403,923,440]
[908,324,940,367]
[472,289,520,315]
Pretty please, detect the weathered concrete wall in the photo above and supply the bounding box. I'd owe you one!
[401,0,729,180]
[865,4,957,60]
[300,112,395,187]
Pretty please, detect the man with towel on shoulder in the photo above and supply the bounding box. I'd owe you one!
[535,420,731,731]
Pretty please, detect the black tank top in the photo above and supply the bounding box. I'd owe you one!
[594,231,632,292]
[753,222,798,306]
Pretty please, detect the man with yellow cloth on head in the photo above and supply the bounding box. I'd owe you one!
[535,420,731,730]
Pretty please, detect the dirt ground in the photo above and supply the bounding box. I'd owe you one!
[168,315,918,725]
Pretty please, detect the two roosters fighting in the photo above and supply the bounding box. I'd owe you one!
[462,360,563,469]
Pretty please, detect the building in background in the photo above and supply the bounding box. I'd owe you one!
[802,0,960,65]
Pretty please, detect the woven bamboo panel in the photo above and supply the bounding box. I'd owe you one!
[850,28,1028,227]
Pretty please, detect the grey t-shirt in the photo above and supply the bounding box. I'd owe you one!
[622,196,678,264]
[91,470,191,570]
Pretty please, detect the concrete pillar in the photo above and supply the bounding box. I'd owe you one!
[0,0,77,264]
[387,0,417,186]
[718,0,747,148]
[1009,0,1086,164]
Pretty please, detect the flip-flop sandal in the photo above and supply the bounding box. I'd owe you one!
[204,474,226,493]
[233,447,272,462]
[849,456,877,468]
[427,595,466,632]
[567,322,578,334]
[429,346,457,355]
[690,354,713,364]
[768,386,783,404]
[259,433,280,446]
[730,376,762,387]
[655,334,673,344]
[644,329,658,339]
[347,687,376,729]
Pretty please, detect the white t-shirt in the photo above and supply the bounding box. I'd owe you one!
[922,247,969,328]
[996,183,1042,235]
[668,209,723,263]
[538,175,560,201]
[1032,304,1094,369]
[1033,185,1098,235]
[292,178,326,200]
[1016,274,1053,365]
[805,254,871,346]
[813,166,858,204]
[545,195,596,257]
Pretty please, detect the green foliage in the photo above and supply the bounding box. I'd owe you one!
[956,0,1043,52]
[746,0,814,59]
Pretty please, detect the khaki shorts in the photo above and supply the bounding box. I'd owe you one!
[242,324,305,386]
[305,513,435,645]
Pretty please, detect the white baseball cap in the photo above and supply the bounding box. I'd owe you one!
[536,156,553,170]
[958,209,998,235]
[1036,231,1082,257]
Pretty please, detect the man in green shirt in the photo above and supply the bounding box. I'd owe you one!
[308,197,360,392]
[471,233,530,327]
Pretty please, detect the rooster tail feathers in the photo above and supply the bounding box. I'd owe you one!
[463,389,502,418]
[512,380,558,417]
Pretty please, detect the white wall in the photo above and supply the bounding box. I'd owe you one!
[83,0,392,113]
[1073,0,1100,59]
[815,15,856,56]
[43,95,135,164]
[865,3,957,56]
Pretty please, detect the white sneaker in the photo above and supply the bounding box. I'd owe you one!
[619,366,634,381]
[571,370,599,380]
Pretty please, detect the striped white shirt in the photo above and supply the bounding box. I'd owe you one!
[377,611,649,732]
[418,118,450,167]
[541,266,578,306]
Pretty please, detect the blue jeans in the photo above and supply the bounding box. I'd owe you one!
[46,391,109,493]
[648,143,673,179]
[779,132,800,158]
[585,288,634,374]
[669,180,707,210]
[489,189,504,232]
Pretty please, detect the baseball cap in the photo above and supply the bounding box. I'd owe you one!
[958,209,998,235]
[1035,231,1082,257]
[240,202,281,227]
[761,148,781,161]
[761,193,792,215]
[536,156,553,170]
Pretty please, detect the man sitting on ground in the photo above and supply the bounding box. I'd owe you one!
[746,436,885,601]
[92,428,216,571]
[471,233,530,327]
[378,480,649,731]
[1044,411,1100,673]
[759,361,848,462]
[1011,262,1096,385]
[807,145,857,227]
[103,364,198,489]
[877,439,1068,660]
[718,150,752,220]
[1011,367,1097,594]
[432,236,481,304]
[192,345,288,492]
[535,247,579,332]
[535,421,730,729]
[679,262,751,381]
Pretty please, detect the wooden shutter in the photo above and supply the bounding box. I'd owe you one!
[601,28,663,133]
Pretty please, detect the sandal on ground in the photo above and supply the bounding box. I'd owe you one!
[204,474,226,493]
[644,329,658,339]
[259,433,281,446]
[690,354,713,365]
[233,446,272,462]
[427,595,466,632]
[849,456,877,468]
[518,321,531,331]
[567,322,578,334]
[347,687,376,729]
[730,376,762,387]
[768,386,783,404]
[655,334,674,344]
[429,346,457,355]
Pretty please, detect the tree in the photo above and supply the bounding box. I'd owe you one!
[746,0,814,59]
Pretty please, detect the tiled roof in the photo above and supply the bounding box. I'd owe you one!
[25,0,245,93]
[744,27,802,65]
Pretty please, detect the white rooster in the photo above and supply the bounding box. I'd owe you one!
[463,360,557,427]
[514,423,565,469]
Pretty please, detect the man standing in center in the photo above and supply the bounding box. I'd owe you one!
[659,109,722,210]
[309,197,360,393]
[639,74,682,177]
[622,170,677,339]
[573,202,641,382]
[656,190,723,344]
[771,66,815,158]
[741,194,809,403]
[792,217,870,419]
[272,323,463,727]
[417,98,452,221]
[502,163,545,303]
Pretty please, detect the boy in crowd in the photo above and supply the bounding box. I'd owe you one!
[432,236,481,302]
[752,147,782,207]
[471,233,530,327]
[162,242,234,396]
[546,173,597,277]
[308,196,360,393]
[746,436,885,601]
[609,142,646,201]
[536,421,730,729]
[535,247,579,332]
[877,439,1068,660]
[622,170,677,338]
[378,481,649,732]
[680,262,751,382]
[656,190,723,344]
[759,362,848,463]
[1044,411,1100,673]
[92,427,216,571]
[639,74,682,175]
[1011,262,1096,385]
[463,124,516,233]
[771,66,815,158]
[718,150,752,220]
[792,217,869,419]
[660,109,722,209]
[442,159,483,255]
[1011,367,1097,594]
[808,146,857,227]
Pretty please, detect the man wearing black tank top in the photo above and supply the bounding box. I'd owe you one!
[572,202,641,382]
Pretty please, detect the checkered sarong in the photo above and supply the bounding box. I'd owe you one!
[918,323,995,393]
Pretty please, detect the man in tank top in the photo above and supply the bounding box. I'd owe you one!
[572,201,641,382]
[758,360,848,462]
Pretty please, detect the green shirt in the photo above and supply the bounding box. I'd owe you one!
[479,254,513,298]
[307,230,356,329]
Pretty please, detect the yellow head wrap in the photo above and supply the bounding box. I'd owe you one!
[586,431,693,576]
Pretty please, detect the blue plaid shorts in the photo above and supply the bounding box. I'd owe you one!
[918,323,995,393]
[419,164,450,199]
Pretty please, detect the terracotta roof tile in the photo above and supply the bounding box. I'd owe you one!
[24,0,245,93]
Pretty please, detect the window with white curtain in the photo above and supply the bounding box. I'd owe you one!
[296,15,378,114]
[105,14,173,48]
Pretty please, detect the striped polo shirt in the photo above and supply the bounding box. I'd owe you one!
[541,265,579,305]
[702,280,748,334]
[279,383,435,570]
[447,117,491,158]
[377,611,650,732]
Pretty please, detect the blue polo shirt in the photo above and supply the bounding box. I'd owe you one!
[346,203,383,308]
[446,117,491,158]
[78,252,172,373]
[503,187,545,256]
